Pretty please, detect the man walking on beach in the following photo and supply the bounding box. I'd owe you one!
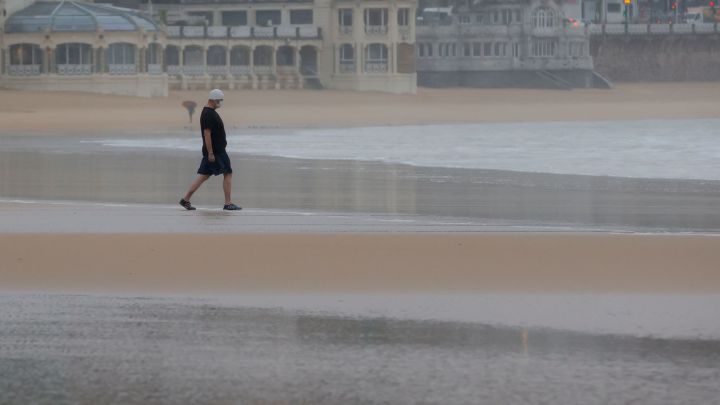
[179,89,241,211]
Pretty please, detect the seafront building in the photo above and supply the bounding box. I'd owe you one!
[415,0,600,89]
[0,0,418,96]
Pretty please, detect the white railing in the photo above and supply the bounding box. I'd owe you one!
[299,26,319,38]
[277,26,296,37]
[277,65,297,74]
[207,65,228,75]
[672,23,693,34]
[147,64,163,75]
[207,26,228,38]
[254,65,274,74]
[255,27,275,38]
[604,24,626,34]
[8,65,41,75]
[364,61,388,73]
[589,22,718,36]
[398,26,411,39]
[627,24,647,34]
[183,26,205,37]
[167,65,181,75]
[339,62,356,74]
[695,23,716,33]
[588,24,603,34]
[57,64,92,75]
[365,25,388,35]
[230,26,252,38]
[230,65,251,75]
[183,65,206,76]
[339,25,353,35]
[460,25,509,35]
[650,24,670,34]
[165,26,181,37]
[108,64,136,75]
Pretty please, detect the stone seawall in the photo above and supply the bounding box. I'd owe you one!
[591,35,720,82]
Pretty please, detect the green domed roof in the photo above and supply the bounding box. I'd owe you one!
[4,1,159,33]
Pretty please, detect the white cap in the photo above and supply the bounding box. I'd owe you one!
[209,89,224,100]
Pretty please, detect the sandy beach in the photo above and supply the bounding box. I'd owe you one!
[1,82,720,132]
[2,231,720,294]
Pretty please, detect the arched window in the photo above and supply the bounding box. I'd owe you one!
[276,46,295,66]
[207,46,227,66]
[532,7,555,28]
[107,43,136,74]
[365,43,388,73]
[56,43,93,75]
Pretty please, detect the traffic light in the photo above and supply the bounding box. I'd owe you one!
[710,1,716,7]
[671,2,677,10]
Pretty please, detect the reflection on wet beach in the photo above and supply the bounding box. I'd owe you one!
[1,294,718,405]
[1,142,719,232]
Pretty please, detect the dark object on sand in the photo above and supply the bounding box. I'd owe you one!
[182,101,197,123]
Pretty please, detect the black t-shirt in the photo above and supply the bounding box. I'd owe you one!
[200,106,227,157]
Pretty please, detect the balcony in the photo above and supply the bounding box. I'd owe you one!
[167,65,181,75]
[339,25,353,35]
[147,64,163,75]
[167,25,322,40]
[8,65,41,76]
[230,65,251,75]
[364,61,388,73]
[108,64,137,75]
[207,66,228,76]
[57,64,92,75]
[339,62,356,74]
[365,25,388,35]
[207,26,228,38]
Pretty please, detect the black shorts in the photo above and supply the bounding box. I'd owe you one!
[197,151,233,176]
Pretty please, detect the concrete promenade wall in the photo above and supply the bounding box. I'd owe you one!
[591,35,720,82]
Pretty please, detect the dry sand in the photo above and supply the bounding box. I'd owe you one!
[2,234,719,294]
[1,82,719,133]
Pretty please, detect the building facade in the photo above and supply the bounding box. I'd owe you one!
[145,0,417,93]
[0,0,418,96]
[416,0,597,89]
[0,0,168,97]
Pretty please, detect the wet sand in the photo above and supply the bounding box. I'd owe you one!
[1,294,719,405]
[1,82,719,132]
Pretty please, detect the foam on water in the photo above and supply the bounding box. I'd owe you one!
[92,119,720,180]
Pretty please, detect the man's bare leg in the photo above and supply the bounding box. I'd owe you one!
[223,173,232,205]
[184,174,210,202]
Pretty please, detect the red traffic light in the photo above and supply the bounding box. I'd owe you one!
[710,1,716,7]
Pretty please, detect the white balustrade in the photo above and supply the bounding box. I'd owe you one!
[254,27,275,38]
[207,26,228,38]
[108,64,137,75]
[207,65,228,75]
[8,65,41,75]
[147,64,163,75]
[57,64,92,75]
[339,62,356,74]
[183,65,206,76]
[230,65,251,75]
[183,26,205,37]
[365,25,388,35]
[165,26,181,37]
[254,65,274,74]
[364,62,388,73]
[339,25,353,35]
[695,23,715,33]
[230,26,252,38]
[299,26,319,38]
[167,65,181,75]
[649,24,670,34]
[604,24,626,34]
[627,24,648,34]
[276,26,296,37]
[673,23,693,34]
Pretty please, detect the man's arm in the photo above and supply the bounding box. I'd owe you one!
[203,128,215,162]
